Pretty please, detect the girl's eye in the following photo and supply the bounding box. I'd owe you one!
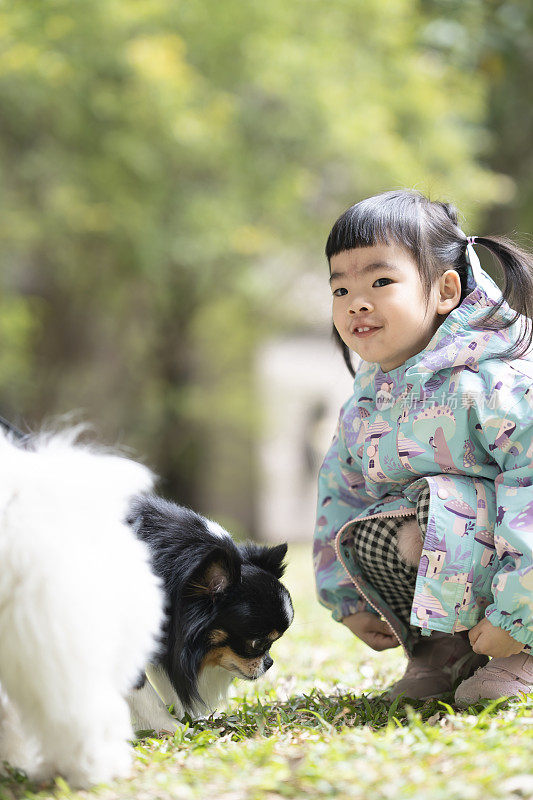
[373,278,392,288]
[332,287,348,297]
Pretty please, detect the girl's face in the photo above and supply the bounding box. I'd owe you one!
[330,243,459,373]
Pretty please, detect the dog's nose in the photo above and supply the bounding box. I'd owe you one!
[263,655,273,671]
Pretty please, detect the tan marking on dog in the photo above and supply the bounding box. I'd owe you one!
[208,629,228,645]
[202,647,263,677]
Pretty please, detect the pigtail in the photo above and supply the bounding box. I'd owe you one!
[471,236,533,359]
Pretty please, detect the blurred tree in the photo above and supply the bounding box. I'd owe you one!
[483,3,533,236]
[421,0,533,236]
[0,0,509,531]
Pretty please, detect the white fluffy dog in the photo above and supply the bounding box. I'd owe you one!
[0,428,163,788]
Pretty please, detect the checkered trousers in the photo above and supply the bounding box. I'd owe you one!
[350,485,430,628]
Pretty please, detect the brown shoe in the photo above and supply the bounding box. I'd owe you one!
[455,652,533,707]
[386,632,489,701]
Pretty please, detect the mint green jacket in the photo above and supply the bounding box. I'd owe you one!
[313,250,533,655]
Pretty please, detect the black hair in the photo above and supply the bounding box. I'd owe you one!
[326,189,533,376]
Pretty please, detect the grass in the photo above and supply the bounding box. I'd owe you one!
[1,544,532,800]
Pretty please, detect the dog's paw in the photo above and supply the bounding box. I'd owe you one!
[127,678,181,738]
[0,694,43,782]
[25,760,57,787]
[60,741,132,789]
[132,712,180,738]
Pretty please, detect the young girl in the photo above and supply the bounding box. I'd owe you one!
[314,189,533,704]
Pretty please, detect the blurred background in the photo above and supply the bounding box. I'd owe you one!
[0,0,531,541]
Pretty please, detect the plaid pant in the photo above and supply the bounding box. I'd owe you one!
[350,485,430,628]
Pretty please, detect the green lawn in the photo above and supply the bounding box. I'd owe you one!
[2,544,532,800]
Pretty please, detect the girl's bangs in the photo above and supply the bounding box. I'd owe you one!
[325,192,422,261]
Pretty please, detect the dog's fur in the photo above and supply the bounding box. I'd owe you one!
[0,430,163,788]
[0,426,293,784]
[127,495,294,733]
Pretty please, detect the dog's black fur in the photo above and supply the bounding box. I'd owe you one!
[128,495,293,713]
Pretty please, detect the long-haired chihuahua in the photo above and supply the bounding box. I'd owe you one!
[127,495,293,732]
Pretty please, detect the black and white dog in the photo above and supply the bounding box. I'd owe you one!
[127,495,294,733]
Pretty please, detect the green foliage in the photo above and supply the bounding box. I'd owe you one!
[0,0,523,512]
[421,0,533,236]
[0,296,37,410]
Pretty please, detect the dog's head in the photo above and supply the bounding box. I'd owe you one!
[201,542,293,682]
[130,497,293,712]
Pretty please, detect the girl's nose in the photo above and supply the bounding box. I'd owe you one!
[348,300,373,314]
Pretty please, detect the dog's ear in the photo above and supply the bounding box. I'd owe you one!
[240,543,288,579]
[203,559,233,594]
[190,549,241,597]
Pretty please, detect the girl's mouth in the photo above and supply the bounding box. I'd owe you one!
[351,325,381,338]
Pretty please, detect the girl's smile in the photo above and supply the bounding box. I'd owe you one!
[329,243,459,372]
[351,325,381,338]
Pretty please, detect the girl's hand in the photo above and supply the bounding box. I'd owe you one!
[342,611,399,651]
[469,618,524,658]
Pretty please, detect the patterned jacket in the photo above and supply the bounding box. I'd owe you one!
[314,249,533,655]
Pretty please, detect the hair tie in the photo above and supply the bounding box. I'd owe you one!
[467,235,476,246]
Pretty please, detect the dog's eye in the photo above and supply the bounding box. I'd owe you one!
[247,639,266,656]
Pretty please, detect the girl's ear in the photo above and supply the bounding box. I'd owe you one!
[437,269,462,315]
[239,543,288,579]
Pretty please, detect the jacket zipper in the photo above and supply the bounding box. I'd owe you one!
[334,508,416,657]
